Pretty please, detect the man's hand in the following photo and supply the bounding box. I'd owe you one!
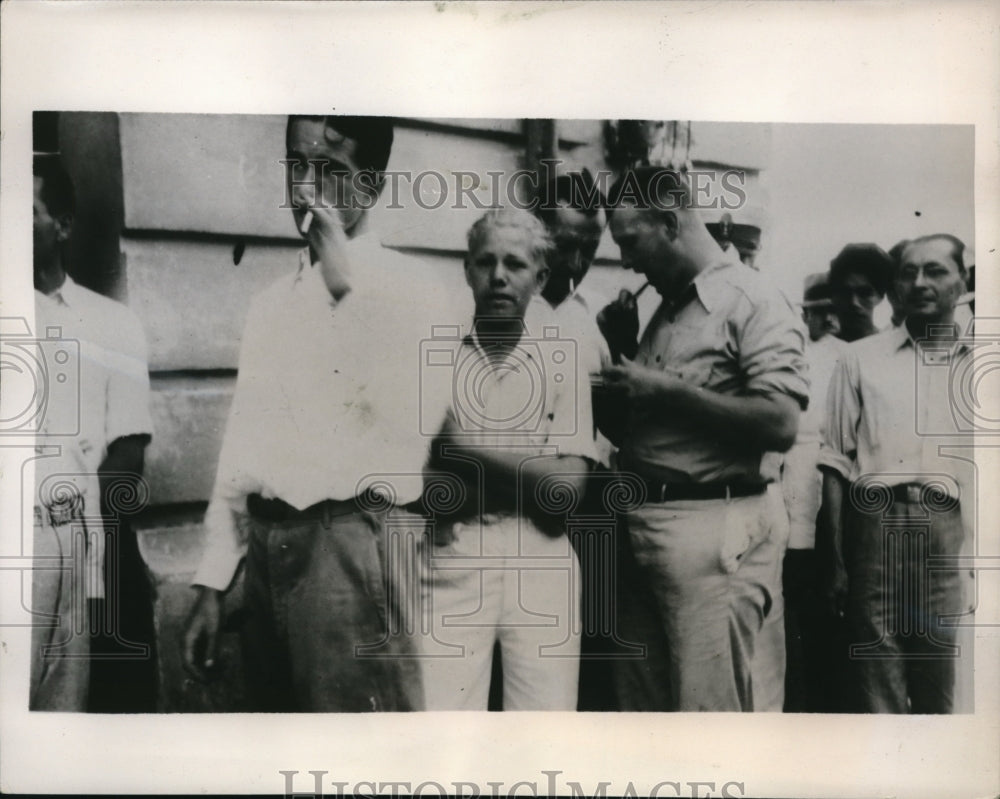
[181,586,223,682]
[597,289,640,364]
[601,356,685,409]
[305,201,353,301]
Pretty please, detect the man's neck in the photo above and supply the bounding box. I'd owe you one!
[906,313,958,342]
[473,316,525,364]
[35,262,67,297]
[659,231,721,301]
[542,277,573,308]
[839,321,877,343]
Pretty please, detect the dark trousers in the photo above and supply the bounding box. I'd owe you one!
[782,547,847,712]
[88,521,158,713]
[241,504,426,712]
[844,488,967,714]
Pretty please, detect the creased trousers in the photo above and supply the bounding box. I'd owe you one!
[844,490,970,714]
[615,494,776,712]
[418,516,580,710]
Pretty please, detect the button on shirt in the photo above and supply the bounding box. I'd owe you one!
[195,236,460,591]
[619,255,809,484]
[34,278,155,597]
[819,325,975,529]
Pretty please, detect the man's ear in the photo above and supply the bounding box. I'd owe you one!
[54,213,73,244]
[661,211,679,241]
[463,256,474,288]
[534,264,550,293]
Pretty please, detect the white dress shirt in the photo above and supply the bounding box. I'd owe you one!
[820,324,976,534]
[35,277,154,597]
[195,235,461,591]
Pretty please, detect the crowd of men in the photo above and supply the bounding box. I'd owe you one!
[30,116,976,714]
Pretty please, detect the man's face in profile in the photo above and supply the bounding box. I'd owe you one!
[542,204,604,305]
[33,175,70,287]
[803,305,840,342]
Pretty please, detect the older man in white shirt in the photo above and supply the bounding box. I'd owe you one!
[819,234,976,713]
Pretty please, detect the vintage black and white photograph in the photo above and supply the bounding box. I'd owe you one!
[1,2,998,797]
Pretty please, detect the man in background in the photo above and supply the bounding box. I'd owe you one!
[31,154,154,711]
[534,169,621,709]
[819,233,974,713]
[781,273,847,711]
[534,168,609,378]
[828,243,892,342]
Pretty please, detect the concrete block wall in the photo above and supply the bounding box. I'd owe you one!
[57,113,770,711]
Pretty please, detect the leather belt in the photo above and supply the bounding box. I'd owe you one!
[247,493,371,523]
[638,479,768,504]
[888,482,958,504]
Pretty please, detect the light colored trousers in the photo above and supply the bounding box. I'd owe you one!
[750,483,791,712]
[418,515,580,710]
[30,510,90,711]
[616,493,777,712]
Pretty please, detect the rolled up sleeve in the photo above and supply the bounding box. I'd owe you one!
[818,353,859,480]
[738,291,810,410]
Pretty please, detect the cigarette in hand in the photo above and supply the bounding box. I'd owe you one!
[300,210,314,235]
[634,281,651,298]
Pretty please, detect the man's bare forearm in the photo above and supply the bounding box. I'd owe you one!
[817,467,848,571]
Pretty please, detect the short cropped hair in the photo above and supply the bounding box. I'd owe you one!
[285,115,394,175]
[887,239,910,279]
[467,208,553,267]
[829,243,893,297]
[33,154,75,218]
[535,169,606,226]
[902,233,967,275]
[605,166,690,221]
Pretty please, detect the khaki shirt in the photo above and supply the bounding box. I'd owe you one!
[619,255,809,483]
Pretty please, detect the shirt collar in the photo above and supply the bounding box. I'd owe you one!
[667,251,741,317]
[892,320,971,355]
[47,274,81,308]
[464,300,551,357]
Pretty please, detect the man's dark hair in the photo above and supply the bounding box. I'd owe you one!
[535,169,606,225]
[32,154,75,218]
[903,233,967,275]
[829,243,893,296]
[286,115,394,174]
[605,166,690,221]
